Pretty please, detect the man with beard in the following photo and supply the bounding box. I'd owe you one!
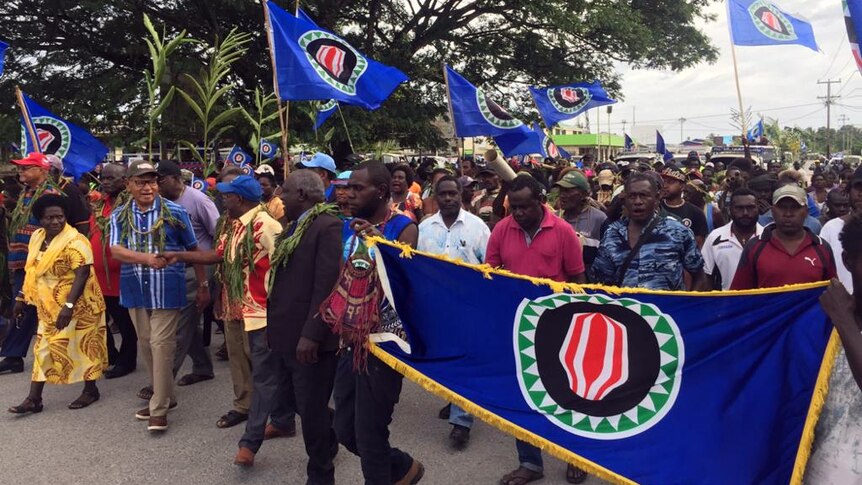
[701,188,763,290]
[334,161,424,485]
[417,175,490,450]
[731,184,837,290]
[820,166,862,293]
[91,163,137,379]
[472,166,502,229]
[553,170,606,270]
[660,168,708,247]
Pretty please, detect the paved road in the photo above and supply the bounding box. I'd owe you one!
[0,338,609,485]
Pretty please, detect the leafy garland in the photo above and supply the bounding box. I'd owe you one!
[7,179,63,239]
[222,205,265,303]
[115,195,186,253]
[93,191,130,286]
[268,202,339,290]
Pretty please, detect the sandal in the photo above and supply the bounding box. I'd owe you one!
[9,397,43,414]
[137,386,153,401]
[499,466,544,485]
[177,373,214,386]
[566,464,587,484]
[69,391,100,410]
[217,410,248,429]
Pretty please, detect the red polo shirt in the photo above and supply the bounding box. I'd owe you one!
[730,229,837,290]
[486,208,585,282]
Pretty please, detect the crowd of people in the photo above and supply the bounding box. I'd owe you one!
[0,147,861,485]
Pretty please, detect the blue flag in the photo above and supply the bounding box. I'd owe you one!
[227,145,252,166]
[533,123,571,159]
[747,119,765,141]
[315,99,338,130]
[846,0,862,73]
[369,239,835,485]
[19,93,109,181]
[624,134,635,151]
[266,1,408,110]
[728,0,819,51]
[0,40,8,78]
[529,82,617,128]
[259,139,278,159]
[656,131,674,162]
[190,176,208,193]
[445,65,532,139]
[494,130,543,158]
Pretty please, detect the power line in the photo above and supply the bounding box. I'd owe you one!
[818,79,842,156]
[822,36,848,79]
[602,102,823,127]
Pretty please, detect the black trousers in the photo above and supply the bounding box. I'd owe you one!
[105,296,137,371]
[333,348,413,485]
[240,329,337,485]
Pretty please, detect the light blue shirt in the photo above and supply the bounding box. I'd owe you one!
[418,209,490,264]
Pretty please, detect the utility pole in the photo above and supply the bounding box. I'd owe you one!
[678,117,687,144]
[818,79,841,157]
[621,120,627,135]
[838,114,849,152]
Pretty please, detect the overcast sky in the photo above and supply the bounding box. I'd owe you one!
[572,0,860,144]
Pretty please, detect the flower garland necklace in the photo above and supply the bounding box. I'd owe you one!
[268,202,339,290]
[116,195,185,253]
[8,178,62,238]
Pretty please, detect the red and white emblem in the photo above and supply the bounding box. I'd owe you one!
[37,129,55,152]
[759,11,781,32]
[560,88,578,103]
[315,45,346,79]
[560,312,629,401]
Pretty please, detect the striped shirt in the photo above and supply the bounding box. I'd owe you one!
[110,197,197,309]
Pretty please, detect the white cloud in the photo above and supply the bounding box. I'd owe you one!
[601,0,860,143]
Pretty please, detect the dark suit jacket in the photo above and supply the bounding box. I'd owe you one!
[267,212,342,355]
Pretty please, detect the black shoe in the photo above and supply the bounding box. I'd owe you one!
[0,358,24,375]
[438,403,451,420]
[449,424,470,449]
[104,365,133,379]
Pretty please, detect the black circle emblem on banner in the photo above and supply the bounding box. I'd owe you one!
[307,39,358,86]
[483,95,515,121]
[754,6,790,36]
[35,123,65,154]
[534,302,660,417]
[553,88,587,109]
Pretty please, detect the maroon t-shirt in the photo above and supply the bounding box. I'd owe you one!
[730,230,837,290]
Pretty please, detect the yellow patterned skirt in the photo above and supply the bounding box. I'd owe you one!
[31,311,108,384]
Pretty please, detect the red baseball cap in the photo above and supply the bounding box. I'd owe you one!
[11,152,50,170]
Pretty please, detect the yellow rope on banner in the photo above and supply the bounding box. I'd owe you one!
[367,342,638,485]
[365,236,831,297]
[790,329,842,484]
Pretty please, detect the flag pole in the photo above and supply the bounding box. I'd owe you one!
[336,103,355,153]
[727,2,751,159]
[442,63,462,163]
[16,86,40,153]
[262,0,291,173]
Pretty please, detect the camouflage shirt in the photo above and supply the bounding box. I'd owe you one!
[590,215,704,290]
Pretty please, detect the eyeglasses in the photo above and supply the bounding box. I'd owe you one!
[131,179,159,189]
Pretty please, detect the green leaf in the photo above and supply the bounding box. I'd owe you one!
[241,108,260,131]
[210,125,234,147]
[179,140,206,165]
[142,14,162,51]
[180,74,207,104]
[209,107,242,130]
[176,88,206,124]
[206,84,235,114]
[151,86,176,120]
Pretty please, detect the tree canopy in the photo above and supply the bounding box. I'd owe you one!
[0,0,718,156]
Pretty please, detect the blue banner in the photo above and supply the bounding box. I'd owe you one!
[625,134,635,151]
[748,119,765,141]
[227,145,252,166]
[445,65,533,138]
[656,131,674,162]
[529,81,616,128]
[266,1,408,110]
[191,176,207,193]
[259,139,278,159]
[0,40,8,77]
[368,239,835,485]
[728,0,819,52]
[846,0,862,74]
[315,99,338,130]
[19,93,109,181]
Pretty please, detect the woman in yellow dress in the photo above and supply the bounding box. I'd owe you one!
[8,194,107,414]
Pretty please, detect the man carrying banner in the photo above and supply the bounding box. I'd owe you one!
[731,184,837,290]
[332,160,425,485]
[417,175,490,449]
[0,153,91,375]
[91,163,137,379]
[109,160,199,432]
[591,172,707,291]
[807,214,862,482]
[484,174,587,485]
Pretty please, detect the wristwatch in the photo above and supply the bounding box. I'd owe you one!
[64,302,74,309]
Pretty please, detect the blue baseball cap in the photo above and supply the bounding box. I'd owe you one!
[300,152,337,175]
[216,175,262,202]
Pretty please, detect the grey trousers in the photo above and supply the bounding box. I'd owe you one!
[172,266,213,377]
